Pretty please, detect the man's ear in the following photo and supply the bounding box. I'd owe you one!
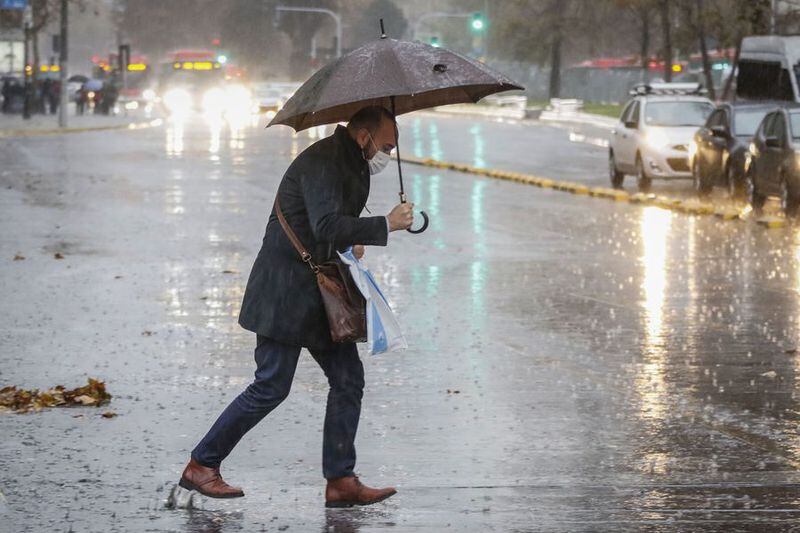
[355,128,370,150]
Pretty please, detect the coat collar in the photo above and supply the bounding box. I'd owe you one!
[334,124,367,170]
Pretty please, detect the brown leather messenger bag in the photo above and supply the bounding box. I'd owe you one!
[274,196,367,343]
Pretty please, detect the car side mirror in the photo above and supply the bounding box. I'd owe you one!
[624,120,638,129]
[710,125,727,137]
[765,136,781,148]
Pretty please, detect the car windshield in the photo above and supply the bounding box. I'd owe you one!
[733,109,771,137]
[790,112,800,140]
[644,101,713,127]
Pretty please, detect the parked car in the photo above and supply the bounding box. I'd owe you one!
[690,102,777,199]
[609,83,714,192]
[745,104,800,215]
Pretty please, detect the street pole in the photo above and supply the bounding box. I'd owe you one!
[275,6,341,58]
[22,4,31,120]
[58,0,68,128]
[771,0,776,34]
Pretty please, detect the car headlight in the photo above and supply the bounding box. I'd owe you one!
[202,87,226,114]
[749,141,758,158]
[688,139,698,162]
[163,88,191,115]
[645,128,670,150]
[142,88,156,101]
[225,85,253,117]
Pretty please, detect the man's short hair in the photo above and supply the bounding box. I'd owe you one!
[347,106,395,135]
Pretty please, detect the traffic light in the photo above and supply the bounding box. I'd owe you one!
[471,12,484,31]
[430,36,440,48]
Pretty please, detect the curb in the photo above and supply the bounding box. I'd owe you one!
[0,118,164,138]
[401,155,787,228]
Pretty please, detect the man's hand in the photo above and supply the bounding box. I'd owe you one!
[387,203,414,232]
[353,245,365,260]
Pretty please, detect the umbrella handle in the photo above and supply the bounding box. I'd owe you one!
[407,210,429,234]
[399,193,429,234]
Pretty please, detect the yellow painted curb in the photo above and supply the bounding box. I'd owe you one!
[756,217,786,228]
[400,155,756,222]
[0,118,163,138]
[714,209,741,220]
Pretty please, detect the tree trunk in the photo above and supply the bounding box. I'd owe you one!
[659,0,672,82]
[32,28,40,80]
[721,37,741,101]
[696,0,716,100]
[548,32,562,99]
[640,7,650,84]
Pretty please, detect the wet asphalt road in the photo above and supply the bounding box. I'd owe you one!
[3,112,800,532]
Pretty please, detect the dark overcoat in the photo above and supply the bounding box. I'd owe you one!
[238,125,388,350]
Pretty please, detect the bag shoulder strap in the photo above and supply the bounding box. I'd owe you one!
[275,196,317,271]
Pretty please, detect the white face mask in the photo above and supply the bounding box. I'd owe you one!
[366,133,392,175]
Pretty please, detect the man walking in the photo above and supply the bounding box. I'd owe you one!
[180,106,413,507]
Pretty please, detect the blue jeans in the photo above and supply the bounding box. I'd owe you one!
[191,335,365,480]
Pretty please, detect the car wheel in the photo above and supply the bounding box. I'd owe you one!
[692,158,712,198]
[747,168,766,212]
[635,155,651,193]
[779,172,800,217]
[726,163,745,201]
[609,151,624,189]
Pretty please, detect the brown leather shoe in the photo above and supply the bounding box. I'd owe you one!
[325,474,396,508]
[178,458,244,499]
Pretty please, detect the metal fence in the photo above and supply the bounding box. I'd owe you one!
[490,59,647,104]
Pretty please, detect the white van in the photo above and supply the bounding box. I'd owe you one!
[737,36,800,101]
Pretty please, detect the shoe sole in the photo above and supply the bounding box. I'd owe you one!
[325,490,397,508]
[178,477,245,499]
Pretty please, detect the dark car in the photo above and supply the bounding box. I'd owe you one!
[746,104,800,216]
[691,102,777,199]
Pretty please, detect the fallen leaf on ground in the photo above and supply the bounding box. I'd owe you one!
[0,378,111,413]
[221,270,237,274]
[74,395,98,405]
[141,330,154,336]
[13,254,24,261]
[54,252,64,259]
[761,370,778,379]
[101,411,117,418]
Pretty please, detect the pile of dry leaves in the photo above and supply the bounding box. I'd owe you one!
[0,378,112,413]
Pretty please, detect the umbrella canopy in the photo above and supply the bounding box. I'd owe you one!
[68,74,89,83]
[268,37,524,131]
[83,79,104,91]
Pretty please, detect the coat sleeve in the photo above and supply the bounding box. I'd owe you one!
[300,156,389,248]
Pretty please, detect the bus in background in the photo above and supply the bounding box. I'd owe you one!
[156,49,253,118]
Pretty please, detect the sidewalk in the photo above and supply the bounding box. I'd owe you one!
[0,108,161,137]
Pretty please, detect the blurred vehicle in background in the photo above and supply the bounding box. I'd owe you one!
[745,104,800,216]
[252,83,285,115]
[251,81,301,117]
[737,36,800,102]
[690,102,776,199]
[609,83,714,191]
[156,49,252,120]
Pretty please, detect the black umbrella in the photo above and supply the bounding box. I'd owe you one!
[269,21,524,233]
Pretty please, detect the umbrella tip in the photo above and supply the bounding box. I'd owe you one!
[379,18,386,39]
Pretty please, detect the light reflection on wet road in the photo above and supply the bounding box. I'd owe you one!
[2,112,800,531]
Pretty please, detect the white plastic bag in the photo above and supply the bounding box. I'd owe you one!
[338,248,408,355]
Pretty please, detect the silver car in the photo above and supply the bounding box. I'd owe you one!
[609,84,714,192]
